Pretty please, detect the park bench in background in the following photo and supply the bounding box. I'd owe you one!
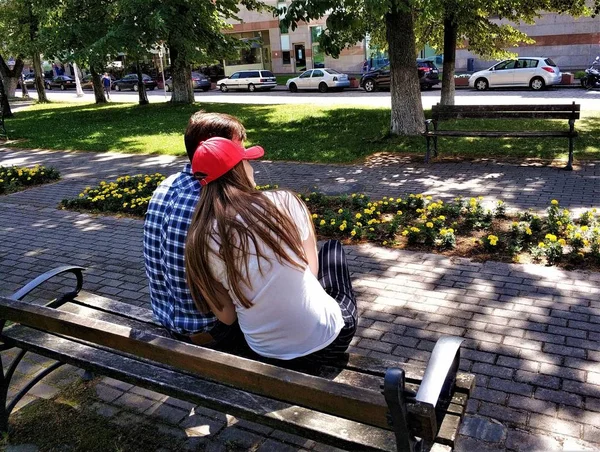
[423,102,580,170]
[0,266,475,452]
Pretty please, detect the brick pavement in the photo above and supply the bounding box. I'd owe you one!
[2,147,600,451]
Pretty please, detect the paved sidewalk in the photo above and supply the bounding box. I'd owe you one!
[2,147,600,451]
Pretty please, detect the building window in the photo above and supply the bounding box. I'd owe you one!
[310,26,325,68]
[278,1,288,34]
[282,51,291,65]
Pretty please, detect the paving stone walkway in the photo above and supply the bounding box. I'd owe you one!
[2,147,600,451]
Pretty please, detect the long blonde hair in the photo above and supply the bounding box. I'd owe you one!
[185,162,309,312]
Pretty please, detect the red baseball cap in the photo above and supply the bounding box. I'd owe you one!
[191,137,264,186]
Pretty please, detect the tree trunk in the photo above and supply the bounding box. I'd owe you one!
[169,44,194,104]
[32,52,49,103]
[135,62,149,105]
[0,56,25,98]
[0,77,12,118]
[440,10,458,106]
[90,66,107,104]
[386,5,424,136]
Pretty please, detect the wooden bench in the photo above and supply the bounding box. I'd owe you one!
[0,266,475,452]
[423,103,580,170]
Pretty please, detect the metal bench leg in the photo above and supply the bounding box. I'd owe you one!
[0,345,65,432]
[384,368,422,452]
[565,136,574,171]
[433,136,438,158]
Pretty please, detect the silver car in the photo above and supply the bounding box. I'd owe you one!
[469,57,561,91]
[286,68,350,93]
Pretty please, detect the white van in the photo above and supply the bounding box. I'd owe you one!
[217,70,277,92]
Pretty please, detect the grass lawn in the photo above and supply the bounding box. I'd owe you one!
[5,101,600,164]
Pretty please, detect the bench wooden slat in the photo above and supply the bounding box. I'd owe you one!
[2,325,397,452]
[59,302,169,338]
[74,291,157,325]
[424,130,576,138]
[434,112,579,120]
[0,296,393,431]
[432,104,580,112]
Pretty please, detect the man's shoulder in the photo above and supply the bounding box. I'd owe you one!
[148,169,200,213]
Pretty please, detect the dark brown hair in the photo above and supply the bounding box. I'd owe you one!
[185,163,309,312]
[184,111,247,161]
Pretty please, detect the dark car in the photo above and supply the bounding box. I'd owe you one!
[45,75,77,90]
[81,74,115,90]
[165,72,211,92]
[113,74,157,92]
[360,59,440,92]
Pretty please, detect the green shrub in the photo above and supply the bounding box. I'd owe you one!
[0,165,60,195]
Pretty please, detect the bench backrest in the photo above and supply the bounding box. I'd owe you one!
[0,295,441,439]
[431,103,580,121]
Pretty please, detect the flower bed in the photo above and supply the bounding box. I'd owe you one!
[60,174,600,269]
[0,165,61,195]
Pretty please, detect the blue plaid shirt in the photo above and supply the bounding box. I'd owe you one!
[143,163,217,334]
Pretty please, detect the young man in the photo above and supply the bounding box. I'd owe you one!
[143,111,247,348]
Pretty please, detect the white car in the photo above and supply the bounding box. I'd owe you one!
[469,57,561,91]
[217,70,277,92]
[286,68,350,93]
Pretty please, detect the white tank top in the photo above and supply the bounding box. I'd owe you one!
[207,191,344,360]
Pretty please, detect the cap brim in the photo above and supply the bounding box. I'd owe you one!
[244,145,264,160]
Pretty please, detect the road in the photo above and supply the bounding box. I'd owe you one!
[17,85,600,110]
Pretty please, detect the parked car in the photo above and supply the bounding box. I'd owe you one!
[165,72,211,92]
[113,74,157,91]
[217,70,277,92]
[359,60,440,92]
[469,57,561,91]
[45,75,77,90]
[286,68,350,93]
[22,73,36,88]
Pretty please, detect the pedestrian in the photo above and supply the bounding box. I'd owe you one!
[184,136,358,364]
[102,73,111,99]
[144,112,248,351]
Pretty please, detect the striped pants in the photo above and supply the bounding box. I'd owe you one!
[299,239,358,364]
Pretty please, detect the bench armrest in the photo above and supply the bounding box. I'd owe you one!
[10,266,85,303]
[415,336,464,406]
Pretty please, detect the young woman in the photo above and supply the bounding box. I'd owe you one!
[184,137,357,362]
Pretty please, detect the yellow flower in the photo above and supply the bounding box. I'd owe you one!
[396,210,403,215]
[338,209,344,214]
[545,234,557,242]
[312,213,318,219]
[448,228,454,234]
[305,198,309,201]
[396,198,402,203]
[320,220,326,226]
[525,228,532,235]
[382,241,388,245]
[487,235,499,246]
[558,238,566,245]
[438,215,446,221]
[426,222,434,228]
[410,227,420,233]
[581,226,589,232]
[584,239,590,246]
[578,252,585,257]
[512,222,519,227]
[551,199,559,205]
[538,242,545,248]
[402,230,409,236]
[339,224,346,232]
[440,228,447,235]
[350,230,357,237]
[369,228,374,231]
[426,195,432,200]
[355,213,362,219]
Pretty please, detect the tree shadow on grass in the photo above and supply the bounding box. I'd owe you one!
[7,103,600,164]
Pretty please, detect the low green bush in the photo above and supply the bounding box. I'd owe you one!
[0,165,60,195]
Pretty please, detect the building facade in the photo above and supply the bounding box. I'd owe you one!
[457,12,600,71]
[223,1,366,75]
